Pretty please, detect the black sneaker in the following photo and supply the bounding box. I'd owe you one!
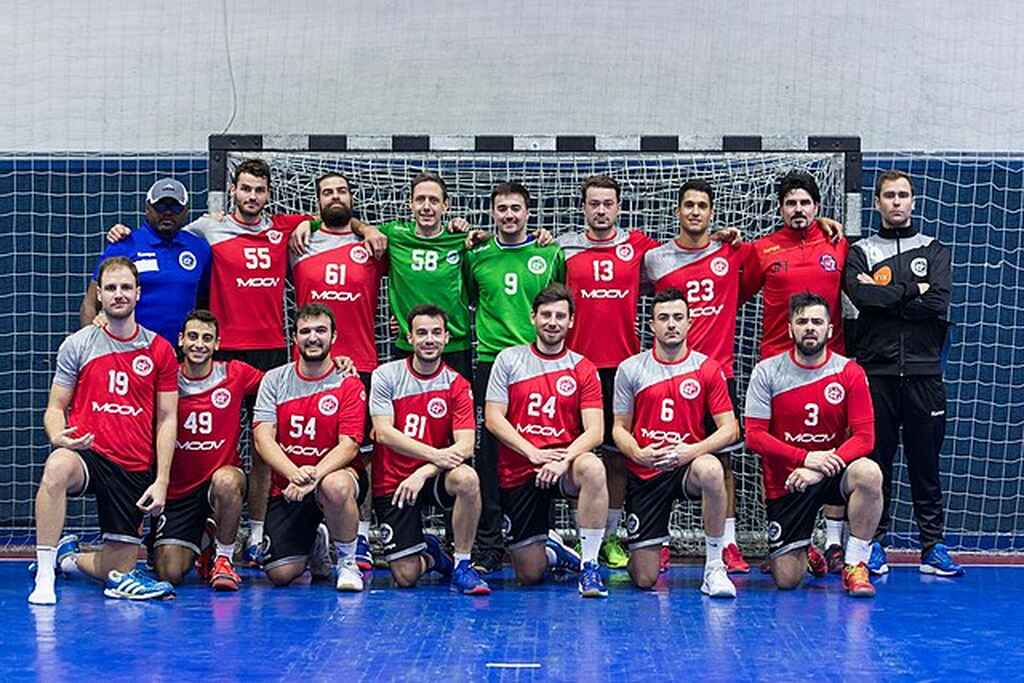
[471,550,504,576]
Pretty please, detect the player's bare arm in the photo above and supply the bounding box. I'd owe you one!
[785,467,825,493]
[137,389,178,516]
[611,413,664,470]
[804,449,846,477]
[253,422,305,483]
[485,401,565,465]
[392,463,442,509]
[372,414,463,470]
[44,384,95,450]
[311,434,360,484]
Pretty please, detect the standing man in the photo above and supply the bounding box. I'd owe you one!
[612,289,738,597]
[745,293,882,596]
[30,257,178,604]
[485,285,608,597]
[844,170,962,577]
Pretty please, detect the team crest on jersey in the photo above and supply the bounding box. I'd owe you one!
[427,397,448,418]
[211,388,232,409]
[819,254,838,272]
[527,256,548,275]
[679,378,701,400]
[266,230,283,245]
[350,245,370,264]
[615,244,634,261]
[710,256,729,277]
[378,523,395,546]
[132,355,154,377]
[178,251,197,271]
[556,375,577,397]
[625,513,641,537]
[318,394,339,416]
[910,257,928,277]
[824,382,846,405]
[767,521,782,542]
[446,250,460,265]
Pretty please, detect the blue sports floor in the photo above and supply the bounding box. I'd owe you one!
[4,561,1022,681]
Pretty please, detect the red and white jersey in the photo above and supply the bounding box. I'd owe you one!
[643,240,757,378]
[613,348,733,481]
[486,344,602,489]
[253,362,367,497]
[188,213,307,351]
[369,359,475,497]
[558,230,660,368]
[53,325,178,472]
[743,222,848,358]
[291,229,386,373]
[169,360,263,499]
[744,350,874,500]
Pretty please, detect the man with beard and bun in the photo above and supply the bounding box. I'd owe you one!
[253,304,368,591]
[485,284,608,597]
[370,304,490,595]
[744,293,882,596]
[612,288,738,597]
[30,257,178,604]
[845,170,962,577]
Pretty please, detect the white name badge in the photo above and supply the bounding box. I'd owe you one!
[135,258,159,273]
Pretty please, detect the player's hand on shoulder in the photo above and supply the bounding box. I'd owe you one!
[52,426,95,451]
[447,217,471,233]
[711,227,743,245]
[91,312,109,329]
[534,228,554,246]
[465,229,490,249]
[331,355,357,377]
[818,217,845,243]
[362,226,388,258]
[106,224,132,243]
[289,220,313,256]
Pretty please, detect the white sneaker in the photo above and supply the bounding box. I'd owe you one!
[309,524,332,580]
[28,583,57,605]
[700,562,736,599]
[335,557,364,592]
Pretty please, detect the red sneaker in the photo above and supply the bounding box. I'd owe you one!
[210,555,241,592]
[722,543,750,574]
[807,544,828,578]
[842,562,875,598]
[658,545,671,574]
[194,518,217,580]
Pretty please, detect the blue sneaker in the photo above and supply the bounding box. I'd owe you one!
[355,534,374,571]
[867,542,889,576]
[424,534,453,578]
[243,540,265,568]
[578,561,608,598]
[28,535,80,576]
[103,568,175,601]
[451,559,491,595]
[920,543,965,577]
[545,530,581,574]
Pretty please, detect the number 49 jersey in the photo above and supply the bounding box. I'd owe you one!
[253,363,367,497]
[486,345,602,489]
[368,359,475,497]
[169,360,263,500]
[613,349,733,481]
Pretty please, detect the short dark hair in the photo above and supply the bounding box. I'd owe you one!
[316,172,350,196]
[651,287,689,315]
[581,175,620,203]
[490,181,530,208]
[531,283,575,316]
[411,172,448,201]
[874,170,915,198]
[97,256,139,288]
[789,291,831,320]
[777,170,820,205]
[233,158,272,187]
[406,303,449,330]
[295,303,336,335]
[181,309,219,337]
[677,179,715,208]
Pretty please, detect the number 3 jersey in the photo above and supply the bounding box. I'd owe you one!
[253,363,367,497]
[613,349,733,481]
[368,359,475,497]
[168,360,264,500]
[744,350,874,500]
[52,325,178,472]
[485,344,602,489]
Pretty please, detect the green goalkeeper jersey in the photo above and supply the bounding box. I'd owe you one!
[379,220,471,352]
[464,237,566,362]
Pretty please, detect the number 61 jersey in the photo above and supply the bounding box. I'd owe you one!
[253,363,367,497]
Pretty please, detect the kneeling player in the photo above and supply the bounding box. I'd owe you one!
[612,289,739,597]
[370,305,490,594]
[485,284,609,597]
[151,310,261,590]
[253,304,368,591]
[745,293,882,597]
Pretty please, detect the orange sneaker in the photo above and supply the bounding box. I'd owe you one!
[723,543,750,574]
[807,544,828,578]
[210,555,241,592]
[842,562,875,598]
[658,545,671,574]
[194,518,217,580]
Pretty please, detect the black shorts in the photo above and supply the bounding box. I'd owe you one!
[598,367,619,454]
[765,472,850,559]
[500,475,578,550]
[75,449,153,545]
[372,472,456,563]
[702,377,743,454]
[263,468,368,570]
[154,481,214,555]
[624,467,699,551]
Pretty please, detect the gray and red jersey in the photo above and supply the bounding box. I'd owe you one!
[485,344,602,489]
[187,213,307,351]
[744,350,874,500]
[643,240,757,378]
[169,360,263,499]
[290,229,386,373]
[613,348,733,481]
[253,362,367,497]
[53,325,178,472]
[369,359,475,497]
[558,229,659,368]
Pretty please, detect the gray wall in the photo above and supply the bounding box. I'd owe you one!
[4,0,1023,152]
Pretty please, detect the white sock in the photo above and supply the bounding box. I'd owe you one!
[453,552,470,565]
[826,518,845,548]
[336,540,357,565]
[723,518,737,546]
[216,541,235,560]
[705,535,724,567]
[845,535,872,566]
[357,521,370,539]
[35,546,57,585]
[605,509,623,539]
[248,521,264,546]
[579,528,603,565]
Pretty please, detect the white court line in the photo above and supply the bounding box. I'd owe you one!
[486,663,542,669]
